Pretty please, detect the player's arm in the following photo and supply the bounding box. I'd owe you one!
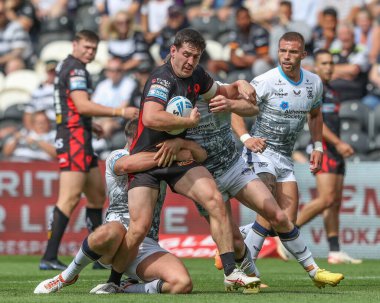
[71,90,138,119]
[322,123,354,158]
[154,138,207,166]
[113,152,158,175]
[209,95,259,116]
[231,113,267,153]
[142,101,199,131]
[307,106,323,173]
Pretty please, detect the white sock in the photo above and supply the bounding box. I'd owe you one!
[124,279,162,294]
[61,247,95,281]
[238,246,260,277]
[244,227,266,261]
[239,223,254,239]
[278,228,318,278]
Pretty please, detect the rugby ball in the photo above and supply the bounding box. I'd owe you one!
[165,96,193,135]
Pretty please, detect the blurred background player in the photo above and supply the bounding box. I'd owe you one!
[39,30,136,270]
[296,49,362,265]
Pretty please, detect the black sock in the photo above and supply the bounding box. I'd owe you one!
[86,208,103,233]
[82,236,102,260]
[235,245,249,263]
[107,268,123,286]
[220,252,236,276]
[42,206,69,261]
[328,236,340,252]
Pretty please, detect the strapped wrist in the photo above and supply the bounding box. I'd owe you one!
[314,141,323,152]
[240,133,251,144]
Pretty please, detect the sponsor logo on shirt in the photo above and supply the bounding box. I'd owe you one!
[147,86,169,101]
[152,78,170,88]
[69,76,87,90]
[293,89,301,96]
[275,79,286,86]
[307,87,314,99]
[275,88,288,97]
[280,101,289,110]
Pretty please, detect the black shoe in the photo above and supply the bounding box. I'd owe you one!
[92,261,106,270]
[39,259,68,270]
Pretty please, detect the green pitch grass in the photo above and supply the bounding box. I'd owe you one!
[0,256,379,303]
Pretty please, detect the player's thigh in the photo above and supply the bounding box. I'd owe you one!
[137,251,190,283]
[276,181,298,223]
[128,186,159,228]
[235,178,281,218]
[83,167,106,208]
[56,171,87,214]
[174,166,222,211]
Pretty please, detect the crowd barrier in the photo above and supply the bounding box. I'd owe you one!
[0,161,379,258]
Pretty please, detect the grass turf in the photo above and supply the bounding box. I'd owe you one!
[0,256,379,303]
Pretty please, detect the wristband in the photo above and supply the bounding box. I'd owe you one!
[314,141,323,152]
[240,133,252,144]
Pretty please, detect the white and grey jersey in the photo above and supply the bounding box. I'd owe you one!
[249,67,323,157]
[105,149,166,241]
[186,98,240,178]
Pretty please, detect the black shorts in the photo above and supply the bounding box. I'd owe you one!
[56,127,98,172]
[128,160,201,192]
[316,147,345,175]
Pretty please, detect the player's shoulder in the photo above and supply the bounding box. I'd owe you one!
[302,68,322,84]
[62,55,87,76]
[251,67,277,85]
[148,62,175,89]
[106,149,130,167]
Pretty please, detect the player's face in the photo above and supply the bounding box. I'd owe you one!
[314,53,334,82]
[170,42,202,78]
[73,39,98,64]
[278,40,306,75]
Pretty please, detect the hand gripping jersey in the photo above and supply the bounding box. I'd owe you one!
[130,61,215,154]
[105,149,166,242]
[186,98,240,178]
[250,66,323,157]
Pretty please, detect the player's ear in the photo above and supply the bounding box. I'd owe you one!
[170,45,176,57]
[301,50,307,60]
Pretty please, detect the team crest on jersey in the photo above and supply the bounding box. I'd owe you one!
[280,101,289,110]
[307,87,314,99]
[293,89,301,96]
[241,167,254,175]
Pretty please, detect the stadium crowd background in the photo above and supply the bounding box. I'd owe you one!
[1,0,380,162]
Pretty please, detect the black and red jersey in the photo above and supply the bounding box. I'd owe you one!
[54,55,93,132]
[321,83,341,153]
[130,61,214,154]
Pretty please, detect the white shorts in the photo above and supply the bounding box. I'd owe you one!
[197,157,258,216]
[242,148,296,183]
[102,212,168,281]
[215,157,259,202]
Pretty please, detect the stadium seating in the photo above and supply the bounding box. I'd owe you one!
[4,70,40,94]
[0,88,30,112]
[341,130,371,155]
[74,2,100,33]
[39,40,72,62]
[205,40,224,60]
[339,100,370,133]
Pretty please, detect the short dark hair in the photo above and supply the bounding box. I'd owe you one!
[124,118,138,141]
[173,28,206,52]
[74,30,100,44]
[280,1,292,9]
[279,31,305,49]
[322,7,338,18]
[236,6,250,17]
[313,49,332,60]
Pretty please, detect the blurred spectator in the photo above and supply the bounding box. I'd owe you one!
[105,10,152,73]
[354,7,374,51]
[330,22,370,101]
[243,0,280,29]
[4,0,39,43]
[369,0,380,63]
[23,59,57,130]
[0,0,33,72]
[156,4,189,61]
[92,57,139,138]
[312,7,338,52]
[269,1,312,63]
[31,0,68,19]
[141,0,174,44]
[289,0,319,28]
[94,0,141,40]
[129,60,154,108]
[316,0,362,24]
[2,111,56,162]
[207,6,272,81]
[4,56,25,74]
[362,56,380,109]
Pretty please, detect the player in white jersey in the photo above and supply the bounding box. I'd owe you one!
[34,120,207,295]
[232,32,344,286]
[191,84,343,289]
